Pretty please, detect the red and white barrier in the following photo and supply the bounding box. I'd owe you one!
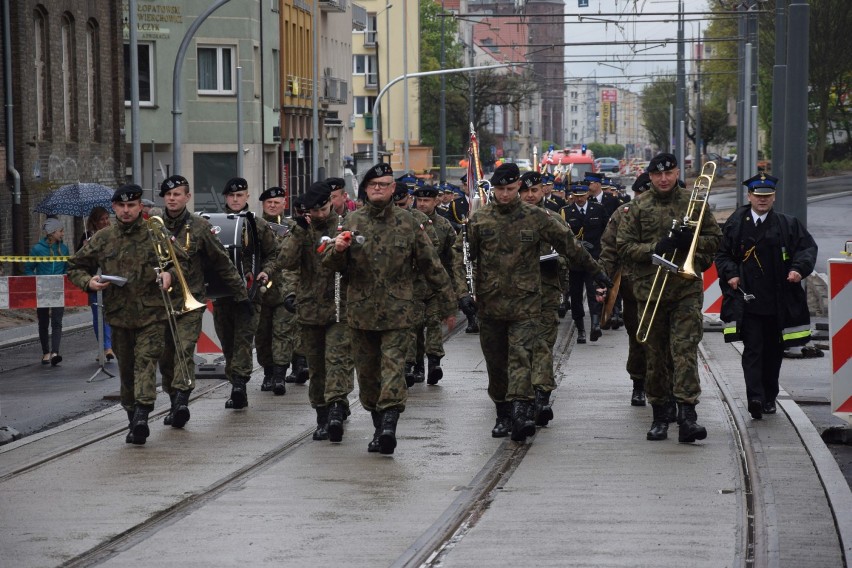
[195,301,226,377]
[702,263,723,316]
[0,276,89,309]
[830,258,852,423]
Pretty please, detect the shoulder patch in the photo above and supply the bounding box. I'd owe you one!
[622,206,630,213]
[419,223,425,230]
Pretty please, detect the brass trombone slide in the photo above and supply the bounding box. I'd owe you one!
[635,161,716,343]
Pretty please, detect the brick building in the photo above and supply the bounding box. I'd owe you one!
[1,1,124,264]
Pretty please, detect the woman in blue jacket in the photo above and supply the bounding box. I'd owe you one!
[24,217,69,366]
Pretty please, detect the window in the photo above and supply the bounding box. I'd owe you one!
[86,20,101,140]
[365,13,377,45]
[353,54,377,81]
[61,13,77,141]
[271,49,280,111]
[353,95,376,116]
[34,8,50,140]
[197,45,235,95]
[124,42,154,105]
[570,105,578,112]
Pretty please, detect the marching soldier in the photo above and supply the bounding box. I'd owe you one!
[455,163,610,443]
[158,175,248,428]
[617,153,721,443]
[68,184,190,445]
[213,177,281,410]
[325,163,456,455]
[279,181,355,441]
[564,181,609,343]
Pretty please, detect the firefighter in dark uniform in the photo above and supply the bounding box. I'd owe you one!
[564,180,609,343]
[715,173,817,419]
[585,171,619,219]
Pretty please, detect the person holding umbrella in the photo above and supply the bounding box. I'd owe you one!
[79,207,115,362]
[24,217,69,366]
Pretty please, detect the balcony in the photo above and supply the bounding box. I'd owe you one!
[364,72,378,90]
[352,4,367,30]
[285,75,312,100]
[364,30,377,47]
[364,113,373,131]
[322,76,348,105]
[319,0,347,12]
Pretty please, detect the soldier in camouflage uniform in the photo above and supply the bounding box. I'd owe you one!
[158,175,249,429]
[454,164,610,443]
[256,186,299,395]
[213,177,281,410]
[68,184,189,445]
[325,163,456,455]
[616,153,721,443]
[279,182,355,441]
[413,184,458,385]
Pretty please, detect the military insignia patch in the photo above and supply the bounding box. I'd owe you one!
[519,230,534,242]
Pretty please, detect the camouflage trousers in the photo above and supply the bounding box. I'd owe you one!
[416,296,445,359]
[621,277,648,382]
[112,322,165,410]
[642,291,702,405]
[160,308,203,395]
[533,286,562,393]
[479,318,539,403]
[256,302,298,368]
[350,327,408,412]
[212,297,260,382]
[301,322,355,408]
[405,299,426,363]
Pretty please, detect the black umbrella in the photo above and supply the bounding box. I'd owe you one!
[34,182,114,217]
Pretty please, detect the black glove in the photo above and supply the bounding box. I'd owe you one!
[675,226,693,250]
[579,240,594,252]
[283,293,297,313]
[294,215,310,231]
[458,296,477,318]
[594,271,614,289]
[654,236,678,256]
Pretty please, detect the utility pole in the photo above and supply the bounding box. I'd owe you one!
[674,0,686,167]
[439,1,447,183]
[783,0,809,227]
[694,25,702,177]
[771,0,788,213]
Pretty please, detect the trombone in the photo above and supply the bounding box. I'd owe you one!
[147,216,206,385]
[636,161,716,343]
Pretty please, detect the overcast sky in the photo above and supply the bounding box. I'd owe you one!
[562,0,711,92]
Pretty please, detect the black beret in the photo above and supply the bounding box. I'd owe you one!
[648,152,678,172]
[584,171,605,183]
[259,186,287,201]
[223,177,248,194]
[413,185,439,198]
[490,163,521,186]
[519,171,542,190]
[743,172,778,195]
[159,175,189,197]
[392,182,410,202]
[296,181,332,210]
[112,184,143,203]
[632,172,651,194]
[326,177,345,191]
[359,162,394,192]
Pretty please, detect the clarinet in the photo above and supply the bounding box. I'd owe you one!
[334,223,343,322]
[462,220,475,298]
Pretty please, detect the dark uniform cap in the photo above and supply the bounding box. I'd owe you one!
[112,184,144,203]
[413,185,440,198]
[570,181,590,195]
[392,181,410,202]
[632,172,652,194]
[489,163,521,186]
[326,177,345,191]
[359,162,394,192]
[553,180,566,191]
[159,174,189,197]
[541,174,554,186]
[296,181,332,210]
[584,171,605,183]
[223,177,248,195]
[648,152,678,172]
[259,186,286,201]
[743,172,778,196]
[519,171,542,189]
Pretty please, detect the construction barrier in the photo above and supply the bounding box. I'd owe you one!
[702,263,723,316]
[0,275,89,309]
[195,301,226,377]
[830,258,852,423]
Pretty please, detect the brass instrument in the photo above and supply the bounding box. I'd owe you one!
[600,268,622,330]
[635,161,716,343]
[147,216,206,385]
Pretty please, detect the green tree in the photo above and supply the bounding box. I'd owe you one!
[640,75,676,151]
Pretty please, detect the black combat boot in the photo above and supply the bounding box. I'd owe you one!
[426,355,443,385]
[533,389,554,427]
[170,390,191,429]
[413,360,425,384]
[611,307,623,330]
[163,392,177,426]
[327,401,346,443]
[272,365,288,396]
[125,409,135,443]
[379,408,400,455]
[130,406,151,445]
[492,402,512,438]
[557,294,569,318]
[575,320,586,344]
[313,406,329,441]
[260,366,273,391]
[631,379,647,406]
[646,404,669,441]
[225,375,248,409]
[465,314,480,333]
[667,398,678,423]
[590,314,602,342]
[368,411,382,452]
[510,400,536,442]
[295,355,309,384]
[404,362,416,387]
[677,403,707,443]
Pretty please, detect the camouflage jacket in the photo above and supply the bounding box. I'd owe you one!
[67,215,189,329]
[324,200,455,330]
[161,209,247,306]
[224,205,282,304]
[426,209,457,282]
[278,211,349,325]
[408,207,439,301]
[259,212,298,307]
[455,196,601,320]
[616,184,721,301]
[536,201,567,295]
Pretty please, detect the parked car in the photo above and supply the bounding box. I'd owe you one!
[595,157,621,173]
[512,158,533,172]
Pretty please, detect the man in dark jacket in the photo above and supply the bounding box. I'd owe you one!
[715,173,817,419]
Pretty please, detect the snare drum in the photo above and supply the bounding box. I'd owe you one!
[201,212,259,298]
